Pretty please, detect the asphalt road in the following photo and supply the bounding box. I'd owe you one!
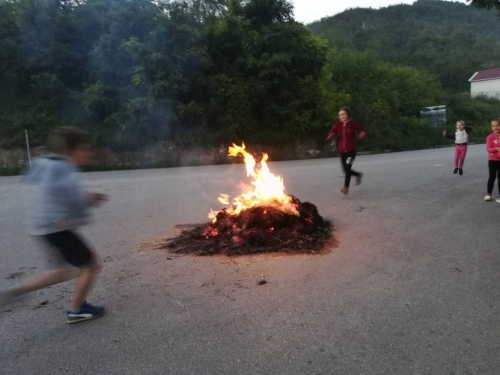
[1,145,499,375]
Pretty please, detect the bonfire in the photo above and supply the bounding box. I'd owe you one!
[163,143,333,256]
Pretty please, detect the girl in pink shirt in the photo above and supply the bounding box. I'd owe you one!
[485,118,500,202]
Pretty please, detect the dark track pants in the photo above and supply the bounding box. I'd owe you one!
[487,160,500,195]
[340,151,361,188]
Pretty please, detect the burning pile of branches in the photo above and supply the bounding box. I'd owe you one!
[162,144,333,256]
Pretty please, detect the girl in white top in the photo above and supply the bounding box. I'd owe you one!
[443,120,472,175]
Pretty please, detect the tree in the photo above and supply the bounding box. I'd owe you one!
[326,49,445,151]
[309,0,500,94]
[189,0,334,145]
[2,0,494,155]
[469,0,500,15]
[0,0,86,147]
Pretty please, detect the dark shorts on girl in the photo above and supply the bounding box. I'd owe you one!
[39,230,95,269]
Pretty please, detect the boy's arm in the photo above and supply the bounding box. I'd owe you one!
[57,173,93,212]
[72,181,107,208]
[356,123,366,139]
[46,164,93,212]
[326,123,338,140]
[89,192,108,206]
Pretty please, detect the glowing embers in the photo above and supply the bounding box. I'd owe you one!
[163,144,333,256]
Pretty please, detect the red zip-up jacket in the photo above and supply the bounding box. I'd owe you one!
[327,120,366,153]
[486,133,500,161]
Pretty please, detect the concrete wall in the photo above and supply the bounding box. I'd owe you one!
[0,141,335,170]
[0,146,49,168]
[471,79,500,98]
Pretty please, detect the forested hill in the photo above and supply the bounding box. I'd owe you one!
[1,0,499,155]
[309,0,500,93]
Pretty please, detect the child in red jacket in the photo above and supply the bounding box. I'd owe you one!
[485,118,500,202]
[326,107,366,195]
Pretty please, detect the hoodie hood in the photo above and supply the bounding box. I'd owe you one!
[27,155,73,184]
[26,154,90,235]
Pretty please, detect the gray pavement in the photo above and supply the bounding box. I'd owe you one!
[0,145,499,375]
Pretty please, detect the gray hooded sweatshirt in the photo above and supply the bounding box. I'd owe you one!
[27,155,92,235]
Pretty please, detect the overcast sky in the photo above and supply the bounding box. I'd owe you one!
[292,0,469,24]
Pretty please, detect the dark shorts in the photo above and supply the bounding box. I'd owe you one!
[40,230,95,268]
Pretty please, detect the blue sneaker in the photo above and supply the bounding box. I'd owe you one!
[66,301,104,324]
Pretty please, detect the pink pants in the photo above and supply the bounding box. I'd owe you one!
[454,144,467,168]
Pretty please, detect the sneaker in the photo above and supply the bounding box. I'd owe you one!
[66,301,104,324]
[453,168,458,174]
[356,173,363,186]
[459,168,463,175]
[485,195,492,201]
[496,198,500,204]
[340,186,349,195]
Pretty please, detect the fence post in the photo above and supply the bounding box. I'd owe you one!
[25,129,32,170]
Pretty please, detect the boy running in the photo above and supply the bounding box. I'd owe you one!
[0,127,107,324]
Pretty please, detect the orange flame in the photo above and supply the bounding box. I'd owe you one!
[209,143,298,222]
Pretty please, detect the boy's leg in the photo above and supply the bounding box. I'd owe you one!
[71,261,100,311]
[0,269,73,306]
[344,161,353,188]
[344,152,358,187]
[1,230,103,321]
[339,153,349,193]
[66,259,104,323]
[340,153,347,174]
[44,231,103,316]
[350,169,361,178]
[15,269,77,296]
[0,235,81,306]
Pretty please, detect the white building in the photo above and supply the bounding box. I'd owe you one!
[469,68,500,98]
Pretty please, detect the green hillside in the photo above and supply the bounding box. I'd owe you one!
[309,0,500,93]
